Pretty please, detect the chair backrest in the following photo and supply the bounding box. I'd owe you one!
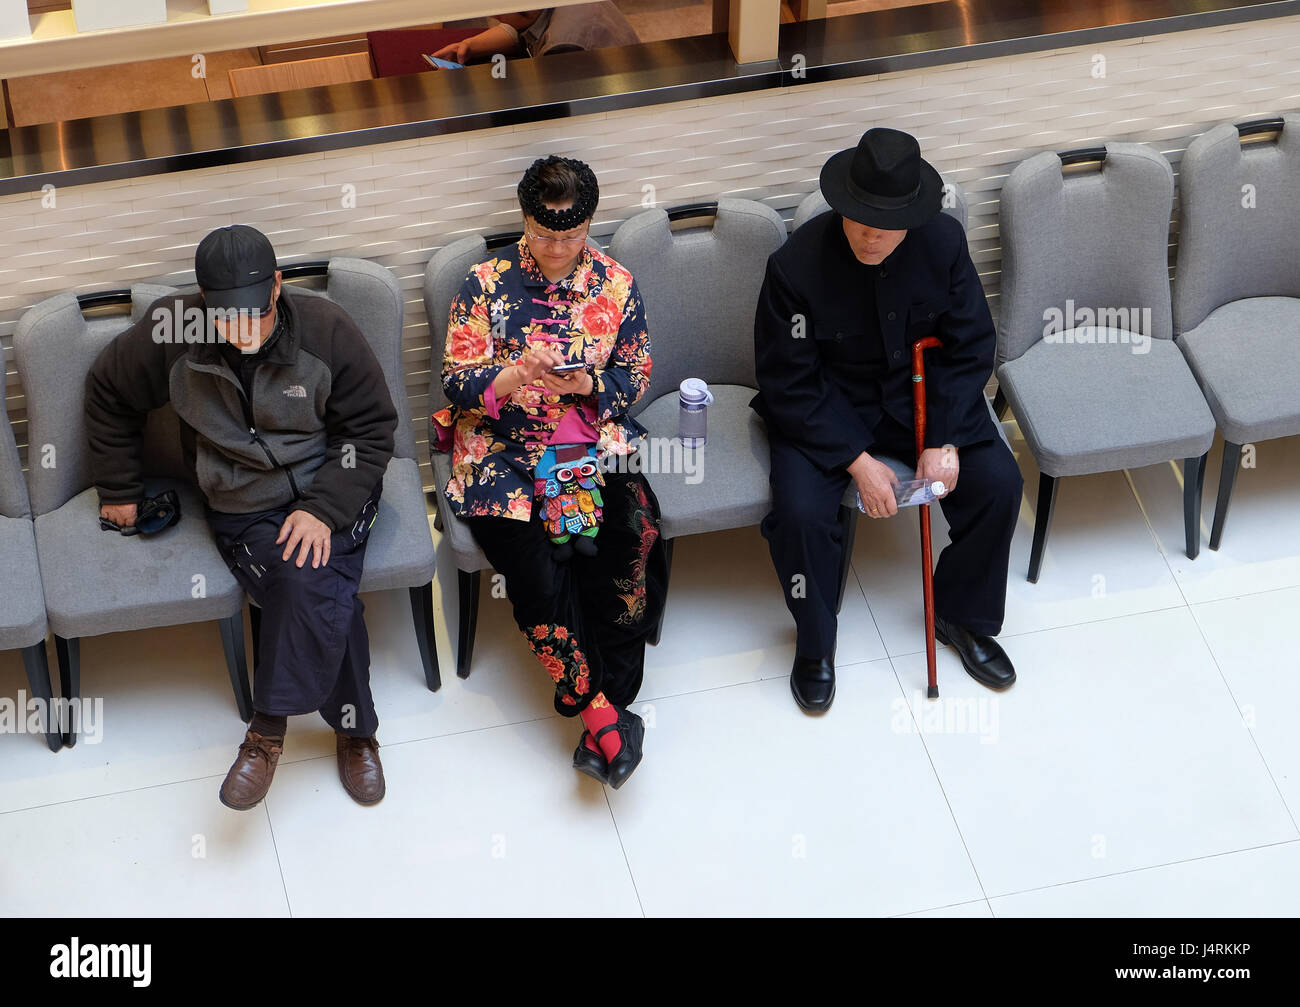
[792,177,969,233]
[1173,113,1300,336]
[423,233,496,415]
[281,257,416,461]
[14,285,190,517]
[607,198,787,415]
[0,339,33,520]
[997,142,1174,368]
[228,51,373,98]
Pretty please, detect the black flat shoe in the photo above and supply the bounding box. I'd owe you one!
[572,731,609,784]
[791,655,835,713]
[934,614,1016,690]
[595,707,645,790]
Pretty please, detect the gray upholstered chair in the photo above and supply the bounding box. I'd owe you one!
[996,143,1216,582]
[273,260,440,692]
[792,182,1002,607]
[607,199,787,637]
[1173,113,1300,550]
[422,233,519,679]
[13,287,249,745]
[0,340,60,752]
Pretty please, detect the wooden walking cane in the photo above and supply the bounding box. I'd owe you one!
[911,335,944,700]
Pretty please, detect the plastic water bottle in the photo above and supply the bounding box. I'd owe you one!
[679,378,714,447]
[856,478,946,513]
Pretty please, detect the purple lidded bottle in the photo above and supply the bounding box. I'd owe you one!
[678,378,715,447]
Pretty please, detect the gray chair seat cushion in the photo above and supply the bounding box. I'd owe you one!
[635,384,771,540]
[0,516,48,650]
[997,333,1215,477]
[429,450,493,574]
[34,482,243,639]
[1178,296,1300,445]
[838,395,1010,507]
[358,456,438,594]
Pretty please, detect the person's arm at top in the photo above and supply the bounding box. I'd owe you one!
[431,11,545,63]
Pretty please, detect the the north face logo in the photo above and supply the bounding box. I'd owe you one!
[284,385,307,398]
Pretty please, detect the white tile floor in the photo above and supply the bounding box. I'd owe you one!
[2,420,1299,917]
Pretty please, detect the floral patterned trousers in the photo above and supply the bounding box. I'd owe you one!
[466,473,667,716]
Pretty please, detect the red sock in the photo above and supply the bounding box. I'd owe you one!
[582,731,602,756]
[579,694,620,761]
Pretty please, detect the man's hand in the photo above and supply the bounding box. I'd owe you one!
[276,510,332,568]
[100,502,138,529]
[916,445,959,495]
[848,451,900,519]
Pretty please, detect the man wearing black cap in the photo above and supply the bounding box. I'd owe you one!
[752,128,1024,713]
[86,224,398,807]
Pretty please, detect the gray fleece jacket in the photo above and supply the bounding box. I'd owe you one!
[84,289,397,531]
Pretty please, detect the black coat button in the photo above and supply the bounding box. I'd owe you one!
[887,311,896,321]
[928,311,936,320]
[892,350,901,360]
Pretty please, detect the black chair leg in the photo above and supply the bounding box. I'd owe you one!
[648,538,674,646]
[456,569,481,679]
[21,640,61,752]
[1210,441,1242,551]
[248,603,262,670]
[1184,452,1208,560]
[834,505,859,615]
[993,387,1010,421]
[1027,472,1058,584]
[409,581,442,692]
[53,635,80,748]
[218,613,252,723]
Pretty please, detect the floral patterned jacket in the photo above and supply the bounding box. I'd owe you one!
[436,238,652,521]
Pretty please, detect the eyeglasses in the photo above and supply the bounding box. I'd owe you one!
[525,229,589,248]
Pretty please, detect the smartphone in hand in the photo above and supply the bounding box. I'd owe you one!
[423,55,465,70]
[551,362,586,374]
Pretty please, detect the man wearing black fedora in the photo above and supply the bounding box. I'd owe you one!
[752,127,1024,712]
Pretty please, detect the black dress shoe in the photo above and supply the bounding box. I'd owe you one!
[572,731,609,784]
[594,707,645,790]
[933,614,1016,690]
[791,656,835,713]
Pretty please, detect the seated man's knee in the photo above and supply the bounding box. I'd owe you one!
[967,442,1024,508]
[769,471,843,532]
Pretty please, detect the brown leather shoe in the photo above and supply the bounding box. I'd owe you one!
[219,730,283,810]
[336,733,385,805]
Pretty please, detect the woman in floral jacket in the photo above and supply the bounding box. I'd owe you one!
[436,155,666,790]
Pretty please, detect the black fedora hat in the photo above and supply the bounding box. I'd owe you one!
[820,128,943,229]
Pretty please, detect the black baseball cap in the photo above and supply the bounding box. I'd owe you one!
[195,224,278,312]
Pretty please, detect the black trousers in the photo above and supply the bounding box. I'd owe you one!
[207,484,381,737]
[466,472,667,716]
[762,411,1023,658]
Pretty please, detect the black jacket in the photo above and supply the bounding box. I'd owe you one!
[751,210,998,472]
[85,289,397,531]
